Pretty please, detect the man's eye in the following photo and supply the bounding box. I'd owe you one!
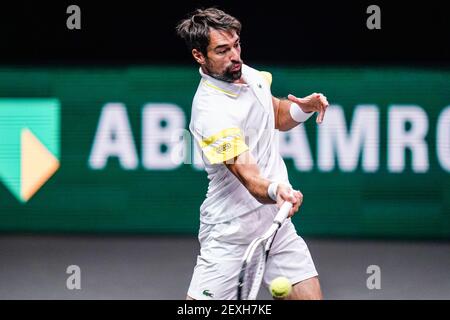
[217,48,229,54]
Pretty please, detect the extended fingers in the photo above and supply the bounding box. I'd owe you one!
[316,93,329,124]
[290,92,329,124]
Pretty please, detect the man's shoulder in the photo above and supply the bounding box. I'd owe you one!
[243,64,272,87]
[192,84,238,110]
[190,91,238,129]
[242,64,260,78]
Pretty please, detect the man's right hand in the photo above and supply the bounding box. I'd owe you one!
[276,184,303,218]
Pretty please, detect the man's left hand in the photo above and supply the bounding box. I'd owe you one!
[288,93,329,124]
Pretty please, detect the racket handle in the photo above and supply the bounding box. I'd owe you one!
[273,201,293,225]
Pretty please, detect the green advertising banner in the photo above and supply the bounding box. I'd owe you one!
[0,66,449,238]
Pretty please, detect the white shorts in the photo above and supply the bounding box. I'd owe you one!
[187,204,318,300]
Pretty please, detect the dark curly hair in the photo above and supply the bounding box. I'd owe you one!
[176,8,242,55]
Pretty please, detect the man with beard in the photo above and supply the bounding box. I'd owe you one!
[176,7,328,300]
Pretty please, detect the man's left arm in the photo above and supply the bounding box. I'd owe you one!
[273,93,329,131]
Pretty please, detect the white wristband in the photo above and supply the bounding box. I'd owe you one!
[267,182,279,202]
[289,102,314,123]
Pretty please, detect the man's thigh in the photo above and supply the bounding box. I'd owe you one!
[288,276,323,300]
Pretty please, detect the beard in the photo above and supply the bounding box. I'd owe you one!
[205,61,242,83]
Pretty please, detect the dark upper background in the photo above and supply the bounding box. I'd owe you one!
[0,0,448,67]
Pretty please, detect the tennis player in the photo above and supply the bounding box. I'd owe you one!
[176,7,328,300]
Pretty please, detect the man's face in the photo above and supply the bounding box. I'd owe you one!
[196,29,243,83]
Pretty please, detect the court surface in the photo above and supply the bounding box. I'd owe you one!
[0,235,449,299]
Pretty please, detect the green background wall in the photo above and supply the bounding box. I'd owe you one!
[0,66,449,238]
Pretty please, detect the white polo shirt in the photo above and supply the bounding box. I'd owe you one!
[189,64,293,224]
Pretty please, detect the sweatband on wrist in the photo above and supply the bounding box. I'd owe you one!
[289,102,314,123]
[267,182,279,202]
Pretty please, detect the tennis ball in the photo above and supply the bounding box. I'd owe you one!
[269,276,292,298]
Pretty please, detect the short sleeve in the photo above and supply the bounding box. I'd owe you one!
[198,127,249,164]
[190,101,249,165]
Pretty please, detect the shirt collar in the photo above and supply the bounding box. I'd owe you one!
[199,65,250,98]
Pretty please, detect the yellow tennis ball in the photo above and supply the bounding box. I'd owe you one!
[270,276,292,298]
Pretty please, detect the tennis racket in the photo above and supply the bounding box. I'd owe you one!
[237,201,293,300]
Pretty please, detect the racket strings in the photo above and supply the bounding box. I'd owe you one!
[241,241,266,300]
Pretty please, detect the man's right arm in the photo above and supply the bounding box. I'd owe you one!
[225,150,302,217]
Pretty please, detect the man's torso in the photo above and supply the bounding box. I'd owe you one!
[189,64,290,223]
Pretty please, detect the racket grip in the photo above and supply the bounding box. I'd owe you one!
[273,201,293,225]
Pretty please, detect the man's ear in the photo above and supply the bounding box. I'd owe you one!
[192,49,206,65]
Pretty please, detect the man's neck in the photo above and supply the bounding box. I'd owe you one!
[234,77,246,84]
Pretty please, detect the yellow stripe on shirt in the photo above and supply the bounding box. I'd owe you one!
[202,136,249,164]
[199,128,248,164]
[200,127,244,148]
[202,80,239,97]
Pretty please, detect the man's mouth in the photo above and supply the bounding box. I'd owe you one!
[230,64,242,72]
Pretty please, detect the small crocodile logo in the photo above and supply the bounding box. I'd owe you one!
[202,289,214,298]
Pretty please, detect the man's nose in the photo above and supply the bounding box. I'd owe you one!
[229,47,240,61]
